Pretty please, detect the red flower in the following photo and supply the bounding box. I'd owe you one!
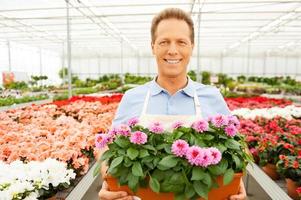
[296,187,301,195]
[279,155,287,160]
[283,143,293,149]
[292,160,299,169]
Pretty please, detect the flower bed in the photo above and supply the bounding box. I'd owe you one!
[229,96,301,198]
[0,94,121,199]
[225,96,292,110]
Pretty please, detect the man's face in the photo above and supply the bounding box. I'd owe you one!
[152,18,194,79]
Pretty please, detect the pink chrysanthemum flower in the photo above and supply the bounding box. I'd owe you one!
[127,117,139,126]
[225,124,237,137]
[199,148,214,167]
[95,134,111,149]
[108,127,117,137]
[171,139,189,157]
[130,131,147,145]
[228,115,240,128]
[192,120,209,133]
[149,122,164,134]
[186,146,203,166]
[211,114,229,128]
[208,147,222,165]
[172,121,184,130]
[116,124,131,136]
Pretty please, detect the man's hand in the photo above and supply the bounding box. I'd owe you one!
[98,181,133,200]
[228,178,247,200]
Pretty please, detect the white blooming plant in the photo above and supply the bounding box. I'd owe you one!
[94,115,253,200]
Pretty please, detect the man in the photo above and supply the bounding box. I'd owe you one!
[99,8,246,200]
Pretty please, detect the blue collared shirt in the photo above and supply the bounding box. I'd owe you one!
[112,78,231,126]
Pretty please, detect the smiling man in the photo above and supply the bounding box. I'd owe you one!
[99,8,246,200]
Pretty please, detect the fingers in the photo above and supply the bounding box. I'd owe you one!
[228,179,247,200]
[228,193,246,200]
[99,181,133,200]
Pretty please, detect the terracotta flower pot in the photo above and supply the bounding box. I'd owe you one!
[106,173,242,200]
[262,163,279,180]
[286,178,299,200]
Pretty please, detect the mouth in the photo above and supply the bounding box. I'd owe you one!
[164,59,182,64]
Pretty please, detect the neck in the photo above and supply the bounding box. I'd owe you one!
[156,75,188,95]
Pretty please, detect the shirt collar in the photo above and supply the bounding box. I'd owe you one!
[149,76,197,97]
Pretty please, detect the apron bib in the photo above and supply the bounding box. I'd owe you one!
[139,90,202,131]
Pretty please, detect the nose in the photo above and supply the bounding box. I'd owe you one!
[167,42,178,55]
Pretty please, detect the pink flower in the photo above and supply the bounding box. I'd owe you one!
[208,147,222,165]
[108,127,117,136]
[172,121,184,130]
[227,115,240,128]
[95,134,112,149]
[192,120,209,133]
[149,122,164,134]
[199,149,214,167]
[225,124,237,137]
[186,146,203,166]
[171,139,189,157]
[130,131,147,145]
[211,114,229,128]
[116,124,131,136]
[127,117,139,126]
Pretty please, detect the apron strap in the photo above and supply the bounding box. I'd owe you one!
[193,92,202,116]
[141,90,151,115]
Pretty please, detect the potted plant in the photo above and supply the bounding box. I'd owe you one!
[94,115,253,200]
[277,154,301,200]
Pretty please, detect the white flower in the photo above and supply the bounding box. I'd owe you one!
[232,105,301,120]
[0,159,76,199]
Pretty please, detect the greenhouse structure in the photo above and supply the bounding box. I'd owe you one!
[0,0,300,200]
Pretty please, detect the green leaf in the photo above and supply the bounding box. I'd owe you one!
[100,150,114,161]
[208,160,228,176]
[223,168,234,185]
[225,139,241,150]
[93,162,100,177]
[132,162,143,177]
[127,173,139,192]
[109,156,123,170]
[174,131,185,139]
[175,193,186,200]
[143,144,157,152]
[156,144,168,150]
[202,173,212,188]
[215,144,227,153]
[193,181,208,199]
[115,137,130,148]
[152,169,167,182]
[185,185,196,199]
[127,148,139,160]
[149,176,160,193]
[191,167,205,181]
[158,155,178,169]
[195,138,206,147]
[232,154,242,170]
[203,134,214,140]
[170,172,185,184]
[139,149,149,158]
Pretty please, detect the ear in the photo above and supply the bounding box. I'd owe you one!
[151,42,155,55]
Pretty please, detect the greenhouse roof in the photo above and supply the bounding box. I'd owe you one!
[0,0,301,57]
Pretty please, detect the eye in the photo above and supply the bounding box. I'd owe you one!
[159,41,168,46]
[178,40,188,46]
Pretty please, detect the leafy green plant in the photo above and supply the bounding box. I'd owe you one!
[201,71,211,84]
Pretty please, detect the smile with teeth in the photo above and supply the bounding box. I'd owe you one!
[164,59,181,64]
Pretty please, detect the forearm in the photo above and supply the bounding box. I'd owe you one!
[97,146,109,179]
